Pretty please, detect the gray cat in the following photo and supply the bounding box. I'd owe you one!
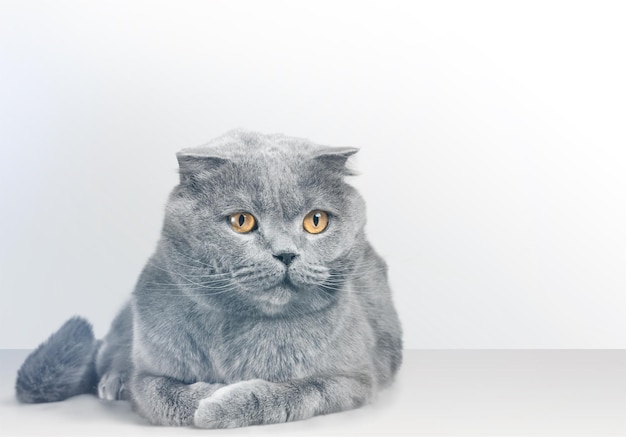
[15,130,403,428]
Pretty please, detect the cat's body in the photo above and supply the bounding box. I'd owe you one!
[16,130,402,428]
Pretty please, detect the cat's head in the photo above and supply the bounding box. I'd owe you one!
[160,129,367,317]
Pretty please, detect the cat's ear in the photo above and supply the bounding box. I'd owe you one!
[311,147,359,176]
[176,149,229,185]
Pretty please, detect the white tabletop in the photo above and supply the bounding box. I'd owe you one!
[1,349,624,436]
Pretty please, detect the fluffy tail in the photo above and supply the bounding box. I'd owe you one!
[16,316,99,403]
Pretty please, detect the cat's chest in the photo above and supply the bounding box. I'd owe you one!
[135,294,368,383]
[208,316,343,383]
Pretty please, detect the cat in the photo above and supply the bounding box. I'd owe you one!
[15,129,403,428]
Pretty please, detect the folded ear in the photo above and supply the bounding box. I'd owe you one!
[176,149,229,185]
[311,147,359,176]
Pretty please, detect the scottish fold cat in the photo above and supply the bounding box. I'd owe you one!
[15,130,403,428]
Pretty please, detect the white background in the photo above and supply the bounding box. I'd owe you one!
[1,0,624,349]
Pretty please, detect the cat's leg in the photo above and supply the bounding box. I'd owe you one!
[130,373,225,426]
[97,336,131,401]
[96,303,133,401]
[194,372,374,429]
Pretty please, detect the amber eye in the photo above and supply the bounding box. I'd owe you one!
[303,210,329,234]
[228,212,257,233]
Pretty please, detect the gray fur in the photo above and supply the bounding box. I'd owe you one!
[16,129,403,428]
[15,317,98,403]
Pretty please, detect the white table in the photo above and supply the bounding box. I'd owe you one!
[0,350,624,436]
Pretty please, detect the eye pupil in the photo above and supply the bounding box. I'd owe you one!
[313,213,320,227]
[238,214,245,227]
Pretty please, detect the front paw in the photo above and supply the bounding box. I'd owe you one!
[194,379,281,429]
[98,372,126,401]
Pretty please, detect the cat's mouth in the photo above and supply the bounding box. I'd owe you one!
[252,279,295,311]
[281,276,296,286]
[273,277,298,292]
[251,272,336,316]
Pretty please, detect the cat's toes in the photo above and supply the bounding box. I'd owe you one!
[193,380,276,429]
[97,372,126,401]
[194,397,229,428]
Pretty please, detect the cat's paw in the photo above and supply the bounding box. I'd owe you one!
[194,379,281,429]
[98,372,126,401]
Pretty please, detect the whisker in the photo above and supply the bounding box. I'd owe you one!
[146,262,236,287]
[170,250,214,268]
[142,289,234,297]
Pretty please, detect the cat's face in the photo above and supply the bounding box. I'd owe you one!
[161,131,366,317]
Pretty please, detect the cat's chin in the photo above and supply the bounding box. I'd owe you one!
[252,283,295,315]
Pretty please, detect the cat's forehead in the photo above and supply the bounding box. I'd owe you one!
[226,146,318,217]
[177,130,357,216]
